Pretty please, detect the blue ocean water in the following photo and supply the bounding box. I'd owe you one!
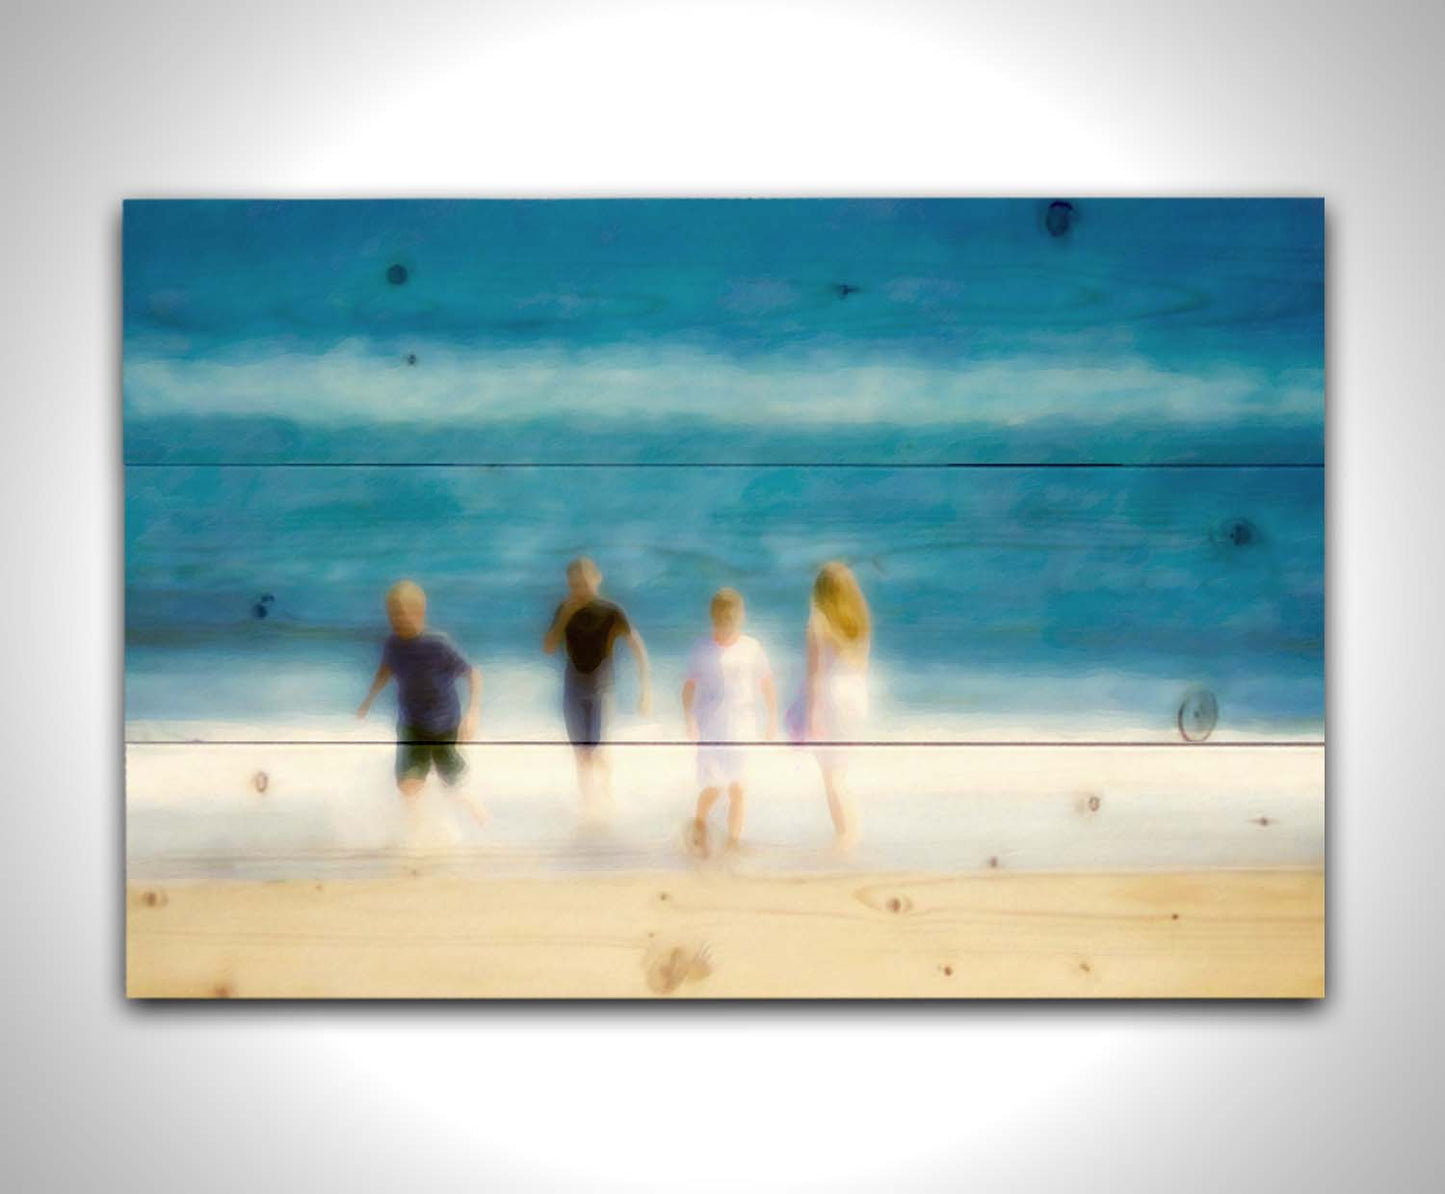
[122,200,1324,740]
[123,199,1324,465]
[124,460,1322,737]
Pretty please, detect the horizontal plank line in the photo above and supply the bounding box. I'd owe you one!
[124,461,1325,470]
[125,738,1325,748]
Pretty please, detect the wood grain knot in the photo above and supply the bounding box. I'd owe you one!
[856,887,916,915]
[1044,200,1076,237]
[136,888,169,909]
[1217,517,1260,548]
[252,770,269,794]
[1254,816,1273,827]
[1178,688,1219,742]
[1078,960,1093,974]
[645,943,713,996]
[941,964,954,977]
[987,856,1000,869]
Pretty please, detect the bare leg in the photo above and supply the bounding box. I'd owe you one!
[573,746,595,810]
[822,765,858,851]
[452,775,488,826]
[594,747,614,807]
[397,775,427,844]
[726,783,746,850]
[692,786,720,855]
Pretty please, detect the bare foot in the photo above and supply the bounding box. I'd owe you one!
[687,818,710,858]
[832,830,859,856]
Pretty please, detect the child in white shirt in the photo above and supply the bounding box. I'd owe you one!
[682,588,778,855]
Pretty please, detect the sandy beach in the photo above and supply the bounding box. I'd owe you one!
[125,728,1324,998]
[126,866,1324,999]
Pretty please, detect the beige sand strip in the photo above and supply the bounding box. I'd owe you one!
[127,868,1324,999]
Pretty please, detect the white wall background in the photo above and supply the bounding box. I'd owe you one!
[2,1,1439,1189]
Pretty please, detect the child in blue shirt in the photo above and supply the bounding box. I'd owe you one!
[357,580,482,804]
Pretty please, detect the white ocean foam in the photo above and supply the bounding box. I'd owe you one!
[125,649,1325,747]
[123,338,1323,427]
[124,730,1325,881]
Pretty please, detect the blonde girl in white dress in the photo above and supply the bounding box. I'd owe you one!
[804,562,871,849]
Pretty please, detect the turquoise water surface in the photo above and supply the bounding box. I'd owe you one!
[123,199,1324,740]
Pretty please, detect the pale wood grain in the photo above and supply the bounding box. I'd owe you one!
[126,868,1324,999]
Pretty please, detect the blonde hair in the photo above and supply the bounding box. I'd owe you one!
[386,579,426,612]
[812,562,870,655]
[710,587,744,624]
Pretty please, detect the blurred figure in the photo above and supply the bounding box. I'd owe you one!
[543,557,652,816]
[357,580,484,818]
[683,588,778,856]
[804,562,871,850]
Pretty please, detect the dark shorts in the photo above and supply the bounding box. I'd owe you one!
[396,725,466,786]
[563,665,611,750]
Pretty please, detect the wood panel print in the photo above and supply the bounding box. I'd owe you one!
[123,199,1325,998]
